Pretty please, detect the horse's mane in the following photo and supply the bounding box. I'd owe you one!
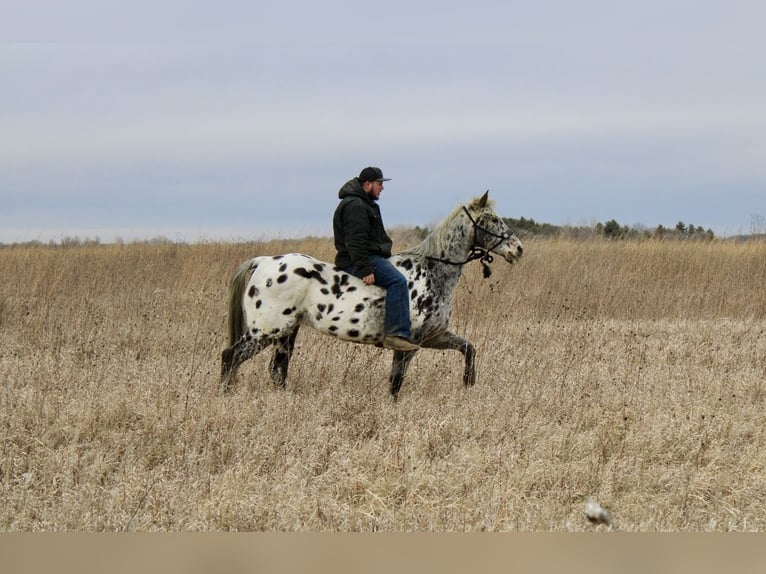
[401,195,494,258]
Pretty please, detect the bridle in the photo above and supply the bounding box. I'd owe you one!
[426,206,514,278]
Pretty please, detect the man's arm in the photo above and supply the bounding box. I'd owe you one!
[342,202,374,278]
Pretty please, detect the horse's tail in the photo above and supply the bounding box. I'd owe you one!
[227,258,258,346]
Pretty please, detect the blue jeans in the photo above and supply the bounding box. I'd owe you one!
[344,256,412,338]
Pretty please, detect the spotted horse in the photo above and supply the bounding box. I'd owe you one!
[220,191,524,398]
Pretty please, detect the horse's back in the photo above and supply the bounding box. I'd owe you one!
[244,253,333,297]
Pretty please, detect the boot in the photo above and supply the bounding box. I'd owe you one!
[383,335,420,352]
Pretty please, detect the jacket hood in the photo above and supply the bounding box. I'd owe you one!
[338,178,367,200]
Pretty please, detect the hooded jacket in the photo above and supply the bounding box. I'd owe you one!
[333,178,394,276]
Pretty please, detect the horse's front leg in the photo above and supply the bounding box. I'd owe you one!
[421,331,476,388]
[389,349,418,398]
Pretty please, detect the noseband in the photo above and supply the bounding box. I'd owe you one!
[426,206,514,278]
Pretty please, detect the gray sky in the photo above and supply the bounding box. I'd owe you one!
[2,0,765,242]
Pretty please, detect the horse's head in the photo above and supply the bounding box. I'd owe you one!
[467,191,524,265]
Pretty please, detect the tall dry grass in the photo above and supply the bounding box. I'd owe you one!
[1,237,765,531]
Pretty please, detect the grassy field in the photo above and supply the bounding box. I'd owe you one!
[1,237,765,531]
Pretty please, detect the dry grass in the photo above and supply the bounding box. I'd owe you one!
[1,237,765,531]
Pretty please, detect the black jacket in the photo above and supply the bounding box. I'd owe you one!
[333,178,393,276]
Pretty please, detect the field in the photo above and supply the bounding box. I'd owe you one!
[1,236,765,531]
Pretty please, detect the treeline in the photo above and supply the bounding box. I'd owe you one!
[0,236,178,249]
[0,220,722,248]
[502,217,716,241]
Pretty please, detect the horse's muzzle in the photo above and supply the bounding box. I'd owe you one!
[503,242,524,263]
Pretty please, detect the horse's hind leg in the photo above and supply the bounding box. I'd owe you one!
[269,326,300,389]
[421,331,477,388]
[389,349,418,398]
[220,335,270,393]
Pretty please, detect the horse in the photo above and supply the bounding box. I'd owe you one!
[220,191,523,398]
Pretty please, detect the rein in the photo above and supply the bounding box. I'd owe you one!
[425,206,511,278]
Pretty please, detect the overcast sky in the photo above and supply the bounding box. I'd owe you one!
[2,1,765,243]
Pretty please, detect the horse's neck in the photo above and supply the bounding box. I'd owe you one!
[425,215,474,293]
[432,257,465,293]
[441,215,475,261]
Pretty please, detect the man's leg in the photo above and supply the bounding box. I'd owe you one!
[368,256,412,339]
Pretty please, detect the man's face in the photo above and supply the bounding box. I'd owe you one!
[364,180,384,201]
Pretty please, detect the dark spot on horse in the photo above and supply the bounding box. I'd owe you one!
[355,303,365,313]
[329,325,338,333]
[313,263,325,272]
[255,300,262,309]
[327,304,334,313]
[279,262,288,272]
[372,297,385,308]
[417,296,434,313]
[400,258,413,270]
[283,307,294,315]
[272,255,284,260]
[348,330,360,338]
[331,274,348,299]
[320,288,330,295]
[315,313,323,321]
[317,303,326,312]
[294,267,328,285]
[347,286,357,292]
[332,316,340,321]
[271,328,280,334]
[350,318,359,324]
[266,278,273,287]
[410,290,418,300]
[408,281,414,289]
[277,274,288,284]
[248,286,257,298]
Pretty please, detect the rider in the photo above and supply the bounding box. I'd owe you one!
[333,167,419,352]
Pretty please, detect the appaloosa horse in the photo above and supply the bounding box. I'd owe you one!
[221,191,523,397]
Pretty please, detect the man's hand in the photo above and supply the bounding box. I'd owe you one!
[362,273,375,285]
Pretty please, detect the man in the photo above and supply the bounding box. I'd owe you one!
[333,167,419,352]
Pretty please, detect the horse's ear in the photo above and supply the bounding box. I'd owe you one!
[478,190,489,207]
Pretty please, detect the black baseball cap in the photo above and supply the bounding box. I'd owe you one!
[359,166,391,183]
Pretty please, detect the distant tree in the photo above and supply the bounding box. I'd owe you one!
[602,219,624,239]
[503,216,560,236]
